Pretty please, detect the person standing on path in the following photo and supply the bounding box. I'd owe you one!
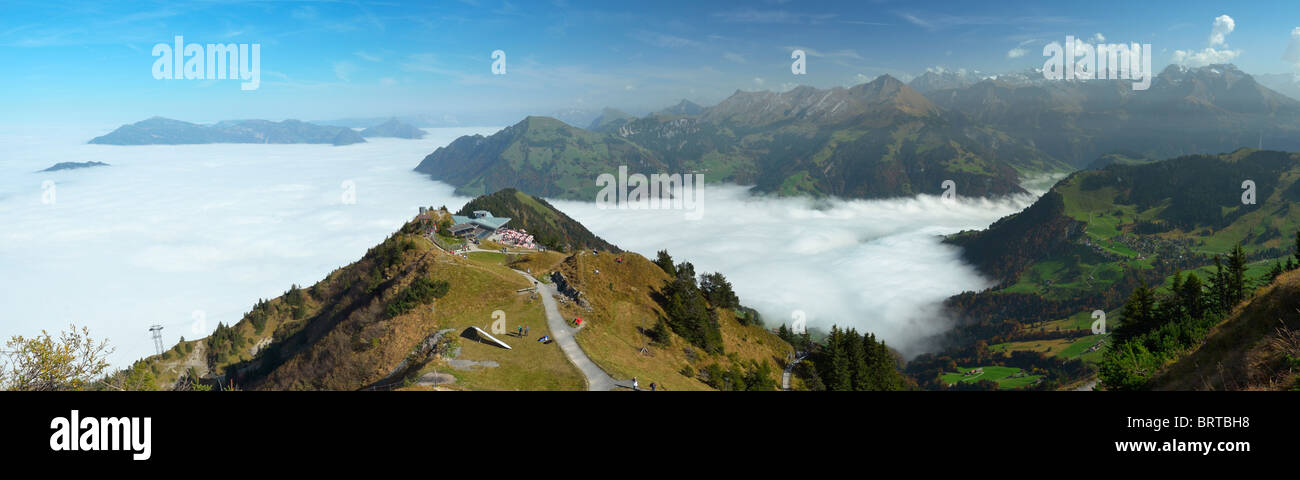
[524,325,529,337]
[632,377,638,391]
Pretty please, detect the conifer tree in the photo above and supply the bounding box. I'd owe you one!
[1181,272,1204,320]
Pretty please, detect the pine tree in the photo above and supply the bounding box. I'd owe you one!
[699,272,739,309]
[862,332,903,391]
[1227,243,1247,305]
[1294,230,1300,268]
[654,250,676,277]
[845,329,869,391]
[1161,271,1186,323]
[1116,279,1156,343]
[1210,256,1230,313]
[823,326,852,391]
[1269,261,1285,283]
[1181,272,1204,320]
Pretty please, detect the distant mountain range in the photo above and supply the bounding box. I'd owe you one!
[907,68,991,93]
[587,107,635,132]
[417,75,1068,201]
[360,118,425,139]
[1255,72,1300,104]
[40,161,109,172]
[950,148,1300,288]
[917,64,1300,168]
[89,117,366,146]
[415,64,1300,202]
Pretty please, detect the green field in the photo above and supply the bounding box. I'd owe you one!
[468,251,507,264]
[940,366,1041,389]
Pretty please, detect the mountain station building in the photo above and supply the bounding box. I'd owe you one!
[449,210,511,240]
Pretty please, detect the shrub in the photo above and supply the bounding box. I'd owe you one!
[385,276,452,318]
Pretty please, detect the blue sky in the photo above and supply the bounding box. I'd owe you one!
[2,0,1298,126]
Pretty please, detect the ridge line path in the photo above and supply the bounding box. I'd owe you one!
[512,269,630,391]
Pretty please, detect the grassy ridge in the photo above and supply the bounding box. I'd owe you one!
[1151,269,1300,390]
[944,150,1300,386]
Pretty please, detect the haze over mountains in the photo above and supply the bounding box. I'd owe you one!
[360,118,425,139]
[417,74,1068,201]
[921,64,1300,168]
[414,63,1300,204]
[90,117,368,146]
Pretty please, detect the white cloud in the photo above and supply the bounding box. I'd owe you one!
[551,185,1036,357]
[1172,47,1241,66]
[630,30,700,48]
[333,61,357,82]
[1091,32,1106,43]
[784,46,863,59]
[1285,27,1300,67]
[712,8,837,24]
[1007,47,1028,59]
[1210,14,1235,46]
[0,126,499,367]
[1172,15,1242,67]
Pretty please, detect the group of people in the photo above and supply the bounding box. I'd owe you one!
[630,377,658,391]
[493,228,536,250]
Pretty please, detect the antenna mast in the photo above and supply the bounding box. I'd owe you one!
[149,325,165,356]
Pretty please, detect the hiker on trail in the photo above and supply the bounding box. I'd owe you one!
[650,382,656,391]
[632,377,638,390]
[517,326,523,337]
[524,325,529,337]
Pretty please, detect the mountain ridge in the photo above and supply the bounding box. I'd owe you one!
[90,117,366,146]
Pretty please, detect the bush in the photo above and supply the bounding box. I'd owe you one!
[648,319,672,347]
[385,276,451,318]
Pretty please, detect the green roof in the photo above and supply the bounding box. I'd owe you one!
[451,214,510,230]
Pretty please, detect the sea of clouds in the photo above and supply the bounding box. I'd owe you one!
[0,125,1038,367]
[552,187,1036,357]
[0,126,491,367]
